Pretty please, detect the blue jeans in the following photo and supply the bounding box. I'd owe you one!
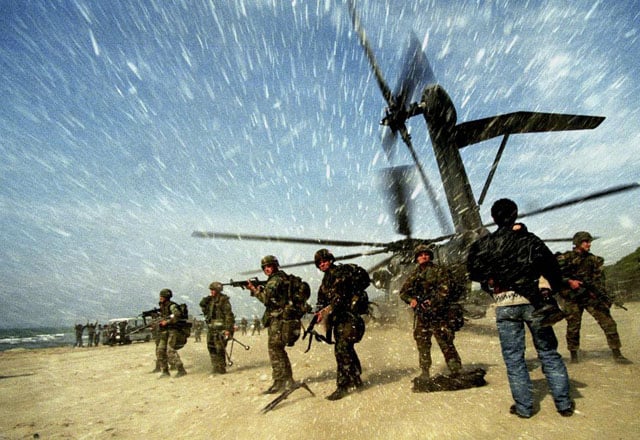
[496,304,572,416]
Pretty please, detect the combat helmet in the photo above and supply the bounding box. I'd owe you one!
[208,281,223,293]
[573,231,594,246]
[314,248,335,268]
[159,288,173,299]
[260,255,280,269]
[413,244,434,262]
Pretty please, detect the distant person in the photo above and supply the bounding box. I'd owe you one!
[86,322,97,347]
[467,198,574,418]
[314,248,370,400]
[251,317,261,336]
[73,323,85,347]
[193,320,203,343]
[557,231,630,364]
[118,320,128,345]
[94,324,101,347]
[200,282,235,374]
[239,317,248,336]
[246,255,296,394]
[399,244,463,384]
[156,289,188,378]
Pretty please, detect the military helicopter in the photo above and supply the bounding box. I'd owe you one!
[192,1,639,317]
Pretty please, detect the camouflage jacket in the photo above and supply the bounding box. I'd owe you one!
[317,263,369,315]
[399,262,454,316]
[252,270,290,325]
[159,300,182,329]
[199,293,235,332]
[557,249,605,295]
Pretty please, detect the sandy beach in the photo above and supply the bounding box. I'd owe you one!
[1,302,638,440]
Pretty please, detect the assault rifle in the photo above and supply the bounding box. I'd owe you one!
[141,307,161,318]
[223,277,267,290]
[302,308,333,353]
[570,280,628,311]
[262,381,315,413]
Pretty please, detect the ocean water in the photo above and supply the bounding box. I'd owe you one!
[0,328,77,351]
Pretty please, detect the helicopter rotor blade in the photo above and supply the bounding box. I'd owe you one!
[516,182,640,220]
[393,33,436,112]
[348,0,393,106]
[397,125,451,234]
[241,248,392,274]
[192,231,391,248]
[383,166,413,237]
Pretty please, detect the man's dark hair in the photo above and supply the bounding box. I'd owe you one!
[491,198,518,227]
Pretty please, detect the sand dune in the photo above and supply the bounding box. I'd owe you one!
[1,302,638,439]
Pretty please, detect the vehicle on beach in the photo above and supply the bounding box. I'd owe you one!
[106,317,153,344]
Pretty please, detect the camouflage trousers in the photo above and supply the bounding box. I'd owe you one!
[333,316,364,388]
[413,315,462,374]
[206,330,228,373]
[267,318,293,383]
[156,330,184,371]
[562,299,621,351]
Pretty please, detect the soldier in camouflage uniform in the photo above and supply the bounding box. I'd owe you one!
[557,231,630,364]
[400,244,462,382]
[156,288,188,378]
[314,248,369,401]
[247,255,296,394]
[200,281,235,374]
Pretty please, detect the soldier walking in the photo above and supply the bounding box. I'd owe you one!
[247,255,296,394]
[156,289,187,378]
[314,249,370,400]
[557,231,630,364]
[200,282,235,374]
[399,244,463,384]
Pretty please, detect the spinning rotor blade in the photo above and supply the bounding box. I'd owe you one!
[348,0,393,106]
[483,183,639,228]
[269,249,392,273]
[516,182,640,220]
[383,166,413,237]
[393,33,436,112]
[192,231,390,248]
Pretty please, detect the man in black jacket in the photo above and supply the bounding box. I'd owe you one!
[467,198,574,418]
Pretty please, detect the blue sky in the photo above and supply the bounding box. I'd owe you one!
[1,0,638,327]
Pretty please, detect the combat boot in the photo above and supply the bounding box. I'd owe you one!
[612,349,632,364]
[326,386,350,401]
[175,366,187,377]
[570,350,579,364]
[447,360,462,377]
[414,369,430,382]
[263,381,285,394]
[159,369,170,378]
[150,361,161,373]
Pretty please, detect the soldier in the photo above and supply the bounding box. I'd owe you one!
[193,320,203,342]
[239,317,248,335]
[200,282,235,374]
[557,231,630,364]
[468,198,573,418]
[73,323,85,347]
[251,317,261,335]
[86,322,97,347]
[246,255,296,394]
[399,244,463,383]
[156,288,188,378]
[314,248,369,401]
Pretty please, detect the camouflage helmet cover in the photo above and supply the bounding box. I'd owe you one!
[414,244,434,261]
[573,231,594,246]
[314,248,335,267]
[208,281,223,293]
[260,255,279,268]
[159,288,173,298]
